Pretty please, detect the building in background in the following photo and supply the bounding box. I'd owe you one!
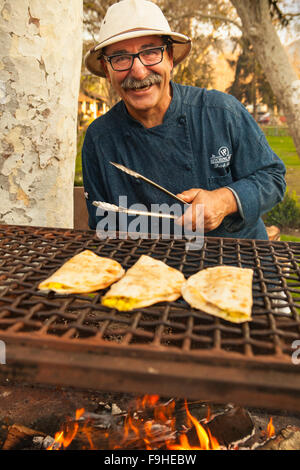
[78,91,109,129]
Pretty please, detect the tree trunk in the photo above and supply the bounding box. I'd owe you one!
[230,0,300,158]
[0,0,82,227]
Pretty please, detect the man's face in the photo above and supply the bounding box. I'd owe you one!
[103,35,173,119]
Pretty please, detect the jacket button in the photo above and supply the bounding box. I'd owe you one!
[178,116,186,125]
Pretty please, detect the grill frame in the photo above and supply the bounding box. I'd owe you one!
[1,224,300,411]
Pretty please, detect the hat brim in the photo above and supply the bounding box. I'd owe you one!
[85,30,191,78]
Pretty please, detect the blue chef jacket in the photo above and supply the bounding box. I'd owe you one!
[82,81,286,240]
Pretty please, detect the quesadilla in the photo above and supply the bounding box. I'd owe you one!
[181,265,253,323]
[38,250,125,294]
[102,255,185,311]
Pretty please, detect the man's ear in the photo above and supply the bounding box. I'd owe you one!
[167,46,174,71]
[101,58,111,82]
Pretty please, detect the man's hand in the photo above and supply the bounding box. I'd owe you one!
[176,187,238,232]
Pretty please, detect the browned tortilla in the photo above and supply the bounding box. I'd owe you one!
[181,265,253,323]
[101,255,185,311]
[38,250,125,294]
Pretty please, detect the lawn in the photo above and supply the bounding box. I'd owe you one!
[265,134,300,241]
[266,135,300,199]
[280,234,300,242]
[266,135,300,167]
[266,135,300,242]
[75,129,85,186]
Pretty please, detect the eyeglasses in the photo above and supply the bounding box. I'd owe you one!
[102,45,168,72]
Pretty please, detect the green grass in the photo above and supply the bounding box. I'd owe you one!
[75,130,85,186]
[264,135,300,241]
[266,135,300,168]
[266,135,300,201]
[261,125,290,137]
[280,234,300,242]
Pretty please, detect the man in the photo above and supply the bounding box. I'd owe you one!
[82,0,286,240]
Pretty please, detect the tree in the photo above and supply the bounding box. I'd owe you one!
[167,0,300,156]
[156,0,226,87]
[82,0,300,156]
[230,0,300,157]
[226,37,277,120]
[0,0,82,228]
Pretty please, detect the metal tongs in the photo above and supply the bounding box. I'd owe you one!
[92,200,176,219]
[92,162,187,219]
[110,162,186,204]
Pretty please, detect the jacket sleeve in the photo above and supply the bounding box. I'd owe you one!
[223,103,286,233]
[81,128,106,230]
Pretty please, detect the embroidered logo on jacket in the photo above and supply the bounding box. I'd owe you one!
[210,146,232,168]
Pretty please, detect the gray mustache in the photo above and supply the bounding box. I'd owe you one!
[121,73,162,90]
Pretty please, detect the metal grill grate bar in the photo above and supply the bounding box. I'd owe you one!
[1,225,300,410]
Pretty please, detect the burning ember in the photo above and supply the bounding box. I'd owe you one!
[45,396,227,450]
[167,401,220,450]
[267,417,275,437]
[43,395,279,451]
[44,396,220,450]
[44,396,280,451]
[1,391,289,451]
[47,408,91,450]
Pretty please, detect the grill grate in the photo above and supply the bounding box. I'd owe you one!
[1,224,300,411]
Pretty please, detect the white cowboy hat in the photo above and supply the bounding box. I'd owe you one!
[85,0,191,78]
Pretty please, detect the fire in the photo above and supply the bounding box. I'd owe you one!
[267,417,275,438]
[113,396,220,450]
[114,394,177,450]
[47,408,86,450]
[261,416,276,440]
[167,401,220,450]
[47,396,222,450]
[139,394,160,408]
[44,396,278,450]
[47,395,275,450]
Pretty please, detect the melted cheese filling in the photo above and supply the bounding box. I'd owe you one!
[102,296,139,311]
[45,282,70,291]
[192,288,248,319]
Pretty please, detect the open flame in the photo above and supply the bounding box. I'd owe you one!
[108,396,220,450]
[267,417,275,438]
[46,396,276,450]
[261,416,276,441]
[167,401,220,450]
[114,394,177,450]
[47,408,86,450]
